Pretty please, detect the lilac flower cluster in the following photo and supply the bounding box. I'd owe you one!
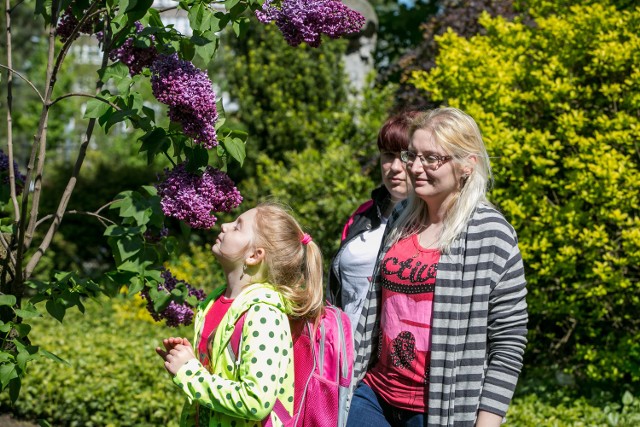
[109,22,159,76]
[140,268,206,327]
[256,0,366,47]
[0,150,25,195]
[150,54,219,148]
[156,163,243,229]
[56,6,96,43]
[143,226,169,244]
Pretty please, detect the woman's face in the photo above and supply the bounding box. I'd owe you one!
[380,150,411,202]
[407,129,462,205]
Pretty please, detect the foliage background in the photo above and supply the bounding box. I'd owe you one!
[409,0,640,383]
[1,0,640,425]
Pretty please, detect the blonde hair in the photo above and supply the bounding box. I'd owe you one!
[388,107,493,253]
[252,202,324,320]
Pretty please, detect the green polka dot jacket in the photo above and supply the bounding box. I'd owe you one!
[174,283,295,427]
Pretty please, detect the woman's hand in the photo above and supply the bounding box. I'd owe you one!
[476,410,503,427]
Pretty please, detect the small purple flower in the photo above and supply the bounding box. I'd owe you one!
[0,150,25,195]
[150,54,219,148]
[56,6,97,42]
[156,163,243,229]
[143,226,169,243]
[140,268,206,327]
[256,0,366,47]
[109,22,159,76]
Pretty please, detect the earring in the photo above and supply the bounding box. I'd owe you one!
[240,263,248,279]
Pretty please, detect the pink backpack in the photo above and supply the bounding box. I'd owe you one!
[231,304,354,427]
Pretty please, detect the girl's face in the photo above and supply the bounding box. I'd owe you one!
[212,208,259,268]
[408,129,463,205]
[380,150,411,202]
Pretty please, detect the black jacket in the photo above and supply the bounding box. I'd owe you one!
[327,185,393,306]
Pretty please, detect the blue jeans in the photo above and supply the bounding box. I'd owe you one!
[347,383,425,427]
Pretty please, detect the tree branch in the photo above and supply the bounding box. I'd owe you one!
[0,233,17,268]
[24,11,111,280]
[49,92,121,110]
[35,209,117,230]
[0,64,45,103]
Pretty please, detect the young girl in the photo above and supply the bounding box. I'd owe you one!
[156,202,324,427]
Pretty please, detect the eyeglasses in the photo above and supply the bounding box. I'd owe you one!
[400,150,452,170]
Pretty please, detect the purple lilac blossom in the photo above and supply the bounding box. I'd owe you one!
[150,54,219,148]
[140,268,206,327]
[56,6,96,43]
[109,22,159,76]
[156,163,243,229]
[143,226,169,243]
[0,150,25,195]
[256,0,366,47]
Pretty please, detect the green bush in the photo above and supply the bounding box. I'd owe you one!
[409,0,640,382]
[240,82,396,262]
[0,297,189,426]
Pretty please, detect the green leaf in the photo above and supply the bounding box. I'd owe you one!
[150,289,171,312]
[13,323,31,338]
[187,3,206,31]
[232,16,250,38]
[213,11,230,32]
[180,38,196,61]
[0,322,11,333]
[0,363,18,389]
[84,98,113,119]
[225,0,241,11]
[139,128,171,163]
[141,185,158,197]
[39,349,70,366]
[221,136,246,166]
[100,62,130,83]
[125,0,154,21]
[104,109,135,133]
[14,304,42,319]
[147,8,163,26]
[184,145,210,170]
[8,376,20,403]
[0,294,16,307]
[116,236,143,262]
[127,277,146,295]
[16,345,38,371]
[195,34,220,63]
[38,419,53,427]
[46,300,66,323]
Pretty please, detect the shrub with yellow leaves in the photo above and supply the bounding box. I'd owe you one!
[409,0,640,382]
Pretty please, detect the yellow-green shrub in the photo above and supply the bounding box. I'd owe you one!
[0,298,189,426]
[409,0,640,381]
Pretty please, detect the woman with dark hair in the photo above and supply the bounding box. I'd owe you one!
[347,107,528,427]
[328,111,419,336]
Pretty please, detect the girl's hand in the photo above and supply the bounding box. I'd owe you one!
[155,337,190,361]
[163,343,196,375]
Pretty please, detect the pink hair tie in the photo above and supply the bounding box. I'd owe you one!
[300,233,313,245]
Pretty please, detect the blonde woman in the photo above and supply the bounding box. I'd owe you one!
[347,108,528,427]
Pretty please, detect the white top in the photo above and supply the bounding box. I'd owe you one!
[339,216,388,336]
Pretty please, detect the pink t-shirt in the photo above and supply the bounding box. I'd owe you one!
[197,294,234,367]
[364,234,440,412]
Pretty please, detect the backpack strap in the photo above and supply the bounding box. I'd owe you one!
[228,311,293,427]
[341,200,374,241]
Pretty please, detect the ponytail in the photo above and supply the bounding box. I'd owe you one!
[253,202,324,321]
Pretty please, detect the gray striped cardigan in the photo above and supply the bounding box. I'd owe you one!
[351,202,528,427]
